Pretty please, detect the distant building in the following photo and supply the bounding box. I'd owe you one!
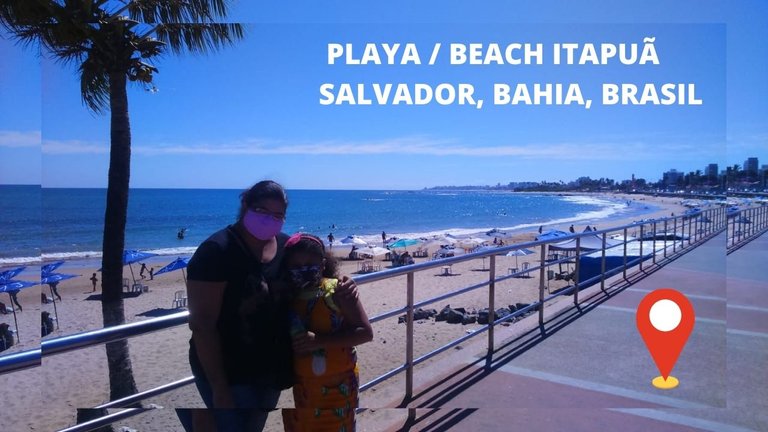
[705,163,718,178]
[663,169,683,188]
[744,157,759,178]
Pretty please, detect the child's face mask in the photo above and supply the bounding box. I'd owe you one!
[289,265,322,289]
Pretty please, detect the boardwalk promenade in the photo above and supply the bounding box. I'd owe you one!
[359,232,767,431]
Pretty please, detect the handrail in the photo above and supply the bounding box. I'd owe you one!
[0,207,730,432]
[727,205,768,254]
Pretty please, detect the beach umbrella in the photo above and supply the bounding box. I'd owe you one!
[355,246,390,258]
[536,230,569,241]
[154,257,190,283]
[41,273,79,284]
[41,261,65,276]
[0,266,26,284]
[40,273,78,331]
[0,279,38,343]
[506,248,536,268]
[122,249,157,284]
[339,236,368,246]
[457,237,486,249]
[387,238,421,250]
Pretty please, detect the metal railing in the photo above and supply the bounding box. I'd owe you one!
[726,205,768,254]
[0,207,728,431]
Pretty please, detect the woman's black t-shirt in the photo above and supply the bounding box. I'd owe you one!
[188,226,293,389]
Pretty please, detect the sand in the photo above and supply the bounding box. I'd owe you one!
[0,193,690,431]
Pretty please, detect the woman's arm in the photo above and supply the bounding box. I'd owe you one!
[292,293,373,354]
[187,279,234,408]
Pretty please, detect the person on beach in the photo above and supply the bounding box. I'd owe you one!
[48,281,62,302]
[185,180,358,431]
[0,323,13,351]
[149,267,154,281]
[280,233,372,432]
[9,289,21,312]
[381,230,386,245]
[569,224,575,233]
[139,263,148,279]
[327,232,334,250]
[538,225,543,234]
[90,273,98,292]
[41,311,54,337]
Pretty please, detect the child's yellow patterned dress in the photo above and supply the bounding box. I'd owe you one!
[283,278,358,432]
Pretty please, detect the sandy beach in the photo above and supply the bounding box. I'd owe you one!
[0,193,691,431]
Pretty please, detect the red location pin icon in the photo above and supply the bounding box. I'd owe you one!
[636,288,695,389]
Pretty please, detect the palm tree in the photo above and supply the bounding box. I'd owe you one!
[2,0,243,423]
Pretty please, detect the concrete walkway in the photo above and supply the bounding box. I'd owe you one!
[359,232,768,431]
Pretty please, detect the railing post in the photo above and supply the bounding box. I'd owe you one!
[405,271,414,400]
[639,224,644,271]
[487,255,495,361]
[673,217,678,253]
[539,244,546,327]
[652,221,657,264]
[663,219,668,258]
[600,232,607,293]
[574,236,581,306]
[623,227,628,280]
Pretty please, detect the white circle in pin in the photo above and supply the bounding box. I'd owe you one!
[649,299,682,332]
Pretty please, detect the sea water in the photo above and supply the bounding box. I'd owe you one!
[0,186,657,264]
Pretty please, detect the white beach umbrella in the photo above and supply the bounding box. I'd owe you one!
[505,248,536,268]
[355,246,390,258]
[456,237,486,249]
[339,235,368,246]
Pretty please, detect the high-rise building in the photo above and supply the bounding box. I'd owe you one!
[663,169,683,187]
[744,157,759,177]
[705,163,718,178]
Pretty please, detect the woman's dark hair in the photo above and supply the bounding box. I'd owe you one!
[282,233,338,279]
[238,180,289,220]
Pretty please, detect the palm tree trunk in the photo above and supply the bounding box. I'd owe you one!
[101,70,139,401]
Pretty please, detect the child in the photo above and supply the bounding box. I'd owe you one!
[281,233,373,432]
[90,273,98,292]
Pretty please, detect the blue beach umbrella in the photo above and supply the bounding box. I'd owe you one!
[154,257,190,283]
[99,250,158,284]
[536,230,569,241]
[1,279,39,343]
[41,261,65,276]
[0,266,26,284]
[41,273,79,285]
[388,238,421,250]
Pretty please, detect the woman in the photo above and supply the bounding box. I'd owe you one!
[279,234,373,432]
[186,180,357,431]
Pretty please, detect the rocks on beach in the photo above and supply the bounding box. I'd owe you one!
[399,303,539,325]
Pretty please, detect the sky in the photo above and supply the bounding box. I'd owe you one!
[0,0,766,190]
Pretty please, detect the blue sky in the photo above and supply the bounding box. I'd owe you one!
[0,0,766,190]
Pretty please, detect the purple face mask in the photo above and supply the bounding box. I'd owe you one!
[243,209,284,240]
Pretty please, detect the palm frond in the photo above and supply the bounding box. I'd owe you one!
[79,51,111,113]
[155,23,243,54]
[129,0,233,23]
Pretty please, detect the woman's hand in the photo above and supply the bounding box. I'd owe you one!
[335,276,359,302]
[292,330,321,354]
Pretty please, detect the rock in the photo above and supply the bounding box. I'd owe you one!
[477,308,490,324]
[462,314,477,325]
[436,305,452,322]
[495,307,511,319]
[446,308,465,324]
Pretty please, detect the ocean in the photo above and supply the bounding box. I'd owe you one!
[0,186,657,264]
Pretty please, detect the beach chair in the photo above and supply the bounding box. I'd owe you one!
[172,290,188,309]
[122,278,130,291]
